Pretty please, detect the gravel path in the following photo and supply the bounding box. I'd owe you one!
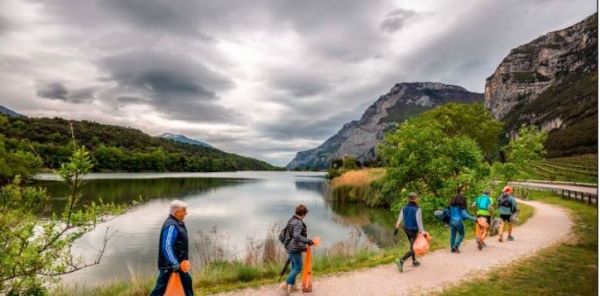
[215,199,573,296]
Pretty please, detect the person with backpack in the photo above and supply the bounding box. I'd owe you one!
[497,186,518,242]
[448,194,477,253]
[393,192,427,272]
[471,189,493,250]
[279,205,315,293]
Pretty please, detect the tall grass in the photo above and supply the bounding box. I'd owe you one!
[330,168,385,204]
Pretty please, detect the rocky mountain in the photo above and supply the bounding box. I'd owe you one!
[287,82,483,169]
[0,105,22,117]
[159,133,214,149]
[485,13,597,156]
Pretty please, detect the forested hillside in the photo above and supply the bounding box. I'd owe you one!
[0,116,279,172]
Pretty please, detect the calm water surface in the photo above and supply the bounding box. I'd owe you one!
[34,171,396,287]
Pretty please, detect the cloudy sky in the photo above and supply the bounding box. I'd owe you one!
[0,0,595,166]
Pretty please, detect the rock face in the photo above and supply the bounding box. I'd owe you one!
[484,13,597,148]
[286,82,483,169]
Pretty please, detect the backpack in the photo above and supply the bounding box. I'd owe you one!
[477,196,491,211]
[279,221,292,245]
[498,193,511,208]
[434,207,450,225]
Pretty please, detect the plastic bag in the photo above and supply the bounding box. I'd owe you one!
[476,217,489,228]
[165,271,185,296]
[301,246,313,292]
[413,233,432,256]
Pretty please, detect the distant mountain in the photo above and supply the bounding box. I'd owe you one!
[287,82,483,169]
[159,133,214,149]
[485,13,597,157]
[0,105,23,117]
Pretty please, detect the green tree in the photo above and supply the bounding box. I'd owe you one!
[378,117,490,214]
[421,103,504,159]
[492,125,548,185]
[0,146,127,295]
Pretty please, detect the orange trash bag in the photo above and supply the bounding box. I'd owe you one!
[164,271,185,296]
[413,233,432,256]
[301,246,313,293]
[477,217,489,228]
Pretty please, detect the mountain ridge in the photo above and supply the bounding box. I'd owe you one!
[286,82,484,169]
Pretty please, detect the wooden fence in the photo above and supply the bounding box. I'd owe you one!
[513,184,597,205]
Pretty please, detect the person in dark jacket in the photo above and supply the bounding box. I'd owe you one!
[393,192,427,272]
[279,204,314,293]
[150,200,193,296]
[448,194,476,253]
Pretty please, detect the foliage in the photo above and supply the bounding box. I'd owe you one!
[492,125,547,186]
[341,156,359,171]
[0,116,43,185]
[0,115,279,172]
[0,146,128,295]
[502,71,597,158]
[420,103,504,159]
[378,117,490,215]
[326,168,341,179]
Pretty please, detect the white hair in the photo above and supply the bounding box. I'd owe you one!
[170,200,188,214]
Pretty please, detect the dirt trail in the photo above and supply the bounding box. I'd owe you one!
[215,200,572,296]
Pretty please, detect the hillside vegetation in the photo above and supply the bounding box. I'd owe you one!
[531,154,597,183]
[0,115,278,173]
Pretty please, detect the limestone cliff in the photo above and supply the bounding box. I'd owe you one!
[484,13,597,156]
[286,82,483,169]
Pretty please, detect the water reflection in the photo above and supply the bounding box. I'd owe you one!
[29,172,397,287]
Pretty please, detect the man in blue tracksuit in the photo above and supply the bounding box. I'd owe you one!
[393,192,427,272]
[150,200,194,296]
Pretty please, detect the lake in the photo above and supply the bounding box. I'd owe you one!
[33,171,397,287]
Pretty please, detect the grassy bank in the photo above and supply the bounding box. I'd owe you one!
[330,168,385,205]
[440,191,598,296]
[52,201,535,296]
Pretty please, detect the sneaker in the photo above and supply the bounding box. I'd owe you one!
[477,240,483,250]
[508,236,515,241]
[483,242,487,248]
[455,246,461,253]
[412,261,421,267]
[451,247,456,253]
[289,285,299,292]
[499,235,504,242]
[397,259,404,272]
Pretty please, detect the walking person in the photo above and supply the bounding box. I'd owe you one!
[149,200,194,296]
[497,186,518,242]
[279,205,315,293]
[472,189,493,250]
[393,192,427,272]
[448,194,477,253]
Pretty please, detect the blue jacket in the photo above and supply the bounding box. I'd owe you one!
[449,205,476,222]
[400,203,422,232]
[157,214,189,270]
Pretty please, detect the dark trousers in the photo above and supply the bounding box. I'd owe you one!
[401,229,418,262]
[149,268,194,296]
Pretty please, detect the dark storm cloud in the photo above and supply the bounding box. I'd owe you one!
[37,82,68,101]
[99,50,236,122]
[380,8,420,33]
[37,82,96,104]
